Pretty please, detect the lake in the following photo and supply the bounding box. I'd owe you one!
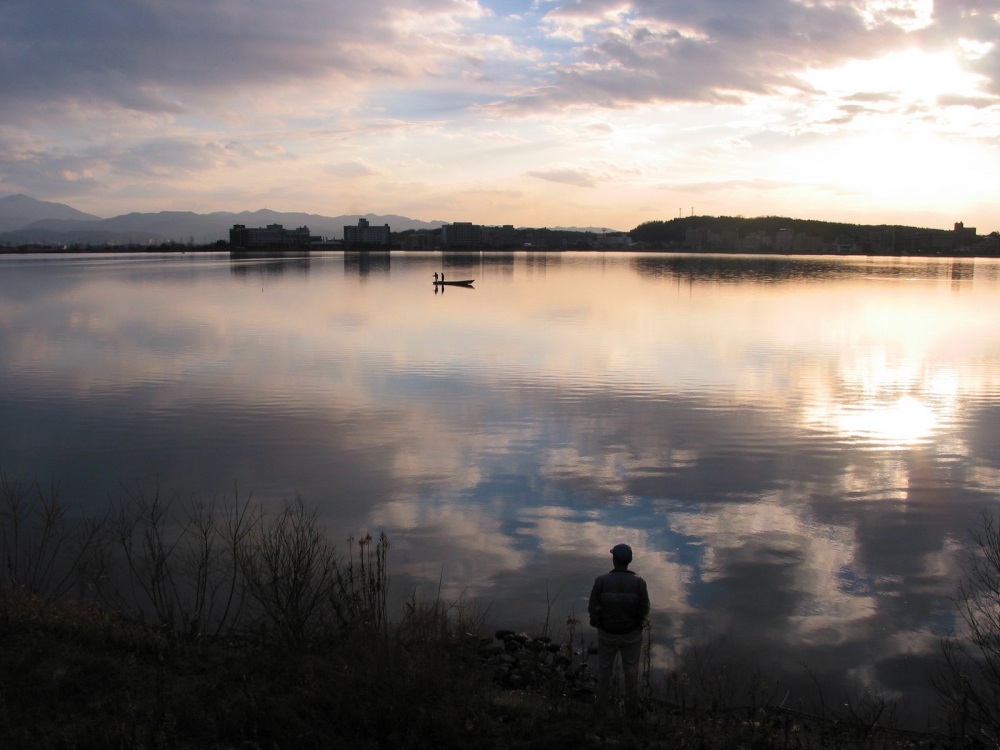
[2,250,999,727]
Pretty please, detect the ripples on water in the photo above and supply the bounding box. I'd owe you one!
[2,251,1000,727]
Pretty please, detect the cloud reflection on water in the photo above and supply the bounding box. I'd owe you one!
[2,252,1000,725]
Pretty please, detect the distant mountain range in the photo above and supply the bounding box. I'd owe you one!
[0,194,450,246]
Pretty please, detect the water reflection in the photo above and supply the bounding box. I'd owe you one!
[2,252,1000,727]
[229,251,311,276]
[345,250,391,276]
[632,253,986,286]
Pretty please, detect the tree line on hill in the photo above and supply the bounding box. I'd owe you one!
[630,215,878,244]
[628,214,1000,255]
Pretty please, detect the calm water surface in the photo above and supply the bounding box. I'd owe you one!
[3,251,1000,724]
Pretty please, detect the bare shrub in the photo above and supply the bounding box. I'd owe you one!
[0,472,105,604]
[101,484,257,641]
[0,477,390,648]
[238,496,340,645]
[933,508,1000,746]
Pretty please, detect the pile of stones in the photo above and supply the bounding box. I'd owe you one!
[479,629,597,699]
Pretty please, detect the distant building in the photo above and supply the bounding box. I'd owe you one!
[593,232,632,249]
[909,230,954,253]
[718,229,739,249]
[954,222,977,248]
[739,232,768,252]
[229,223,313,249]
[441,222,484,249]
[344,218,390,248]
[775,228,794,252]
[973,232,1000,254]
[401,231,439,250]
[684,227,707,250]
[483,224,520,249]
[793,233,823,253]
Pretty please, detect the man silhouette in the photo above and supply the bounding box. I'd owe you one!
[588,543,650,716]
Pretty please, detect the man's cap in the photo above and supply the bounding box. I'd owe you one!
[610,543,633,562]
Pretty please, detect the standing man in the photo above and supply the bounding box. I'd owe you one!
[588,543,650,715]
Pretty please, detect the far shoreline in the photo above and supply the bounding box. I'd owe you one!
[3,244,1000,259]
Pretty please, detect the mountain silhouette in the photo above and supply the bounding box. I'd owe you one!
[0,195,447,245]
[0,194,102,233]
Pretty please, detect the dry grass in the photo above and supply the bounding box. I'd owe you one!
[0,478,971,748]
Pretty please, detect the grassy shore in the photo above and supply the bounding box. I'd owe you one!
[2,592,959,749]
[0,478,973,748]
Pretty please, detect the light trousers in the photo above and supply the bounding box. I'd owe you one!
[596,628,643,712]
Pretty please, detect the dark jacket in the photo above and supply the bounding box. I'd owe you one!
[588,569,650,634]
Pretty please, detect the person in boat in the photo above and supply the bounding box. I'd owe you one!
[434,272,439,282]
[588,543,650,717]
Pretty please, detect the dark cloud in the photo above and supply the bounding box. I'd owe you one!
[3,0,996,129]
[501,0,920,108]
[929,0,1000,94]
[3,0,976,122]
[0,0,477,116]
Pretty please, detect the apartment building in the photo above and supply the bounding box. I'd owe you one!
[344,218,390,248]
[229,223,312,249]
[441,222,484,249]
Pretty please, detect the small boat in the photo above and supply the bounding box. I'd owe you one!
[433,279,474,286]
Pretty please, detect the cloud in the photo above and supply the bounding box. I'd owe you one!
[0,0,946,123]
[3,0,1000,228]
[0,0,492,116]
[821,103,882,125]
[526,167,598,187]
[0,138,107,196]
[844,91,901,103]
[584,122,614,135]
[496,0,915,110]
[110,140,233,176]
[327,160,381,178]
[660,178,799,194]
[0,133,301,199]
[937,93,1000,108]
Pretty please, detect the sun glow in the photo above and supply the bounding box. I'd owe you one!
[802,353,959,449]
[804,394,941,448]
[801,49,990,104]
[833,395,938,446]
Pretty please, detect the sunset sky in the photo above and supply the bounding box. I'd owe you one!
[2,0,999,231]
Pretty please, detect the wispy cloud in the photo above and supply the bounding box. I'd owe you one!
[526,167,598,187]
[937,93,999,109]
[663,178,800,194]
